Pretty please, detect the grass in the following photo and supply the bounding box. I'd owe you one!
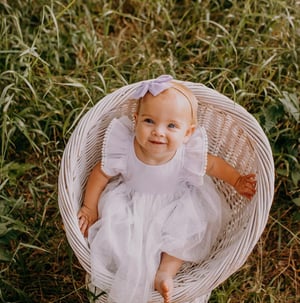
[0,0,299,302]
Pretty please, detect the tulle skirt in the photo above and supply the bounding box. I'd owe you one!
[88,176,228,303]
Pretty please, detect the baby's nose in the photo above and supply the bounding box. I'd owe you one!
[153,125,165,136]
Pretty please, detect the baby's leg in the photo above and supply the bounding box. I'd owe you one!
[154,253,183,303]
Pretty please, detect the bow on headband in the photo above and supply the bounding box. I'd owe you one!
[132,75,173,99]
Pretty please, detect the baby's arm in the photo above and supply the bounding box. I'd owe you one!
[77,162,110,236]
[206,154,256,200]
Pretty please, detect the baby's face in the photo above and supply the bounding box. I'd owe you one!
[134,89,195,164]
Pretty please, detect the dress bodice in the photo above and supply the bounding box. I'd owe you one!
[101,116,208,194]
[124,137,184,194]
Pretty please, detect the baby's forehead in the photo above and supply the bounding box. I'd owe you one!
[141,90,192,117]
[143,88,185,103]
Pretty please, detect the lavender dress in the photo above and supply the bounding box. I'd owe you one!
[88,116,227,303]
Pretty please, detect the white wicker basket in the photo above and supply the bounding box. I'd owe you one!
[58,80,274,303]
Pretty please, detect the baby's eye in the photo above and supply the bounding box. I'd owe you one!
[144,118,154,124]
[168,123,177,129]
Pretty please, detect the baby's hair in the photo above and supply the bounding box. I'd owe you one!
[135,82,199,125]
[170,81,198,125]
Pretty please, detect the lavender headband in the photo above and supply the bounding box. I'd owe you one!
[132,75,173,99]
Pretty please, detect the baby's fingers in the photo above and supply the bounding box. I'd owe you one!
[246,180,256,191]
[78,215,89,236]
[243,175,257,189]
[246,188,256,198]
[244,173,256,182]
[235,174,257,200]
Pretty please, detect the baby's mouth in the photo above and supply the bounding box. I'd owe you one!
[149,140,166,144]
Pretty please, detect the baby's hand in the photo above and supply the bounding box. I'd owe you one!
[234,173,257,200]
[77,205,98,237]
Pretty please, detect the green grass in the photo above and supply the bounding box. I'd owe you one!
[0,0,299,302]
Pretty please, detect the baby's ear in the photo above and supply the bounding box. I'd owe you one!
[183,124,196,143]
[133,113,138,126]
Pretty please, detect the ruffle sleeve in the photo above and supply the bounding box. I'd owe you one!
[101,116,133,177]
[183,127,208,187]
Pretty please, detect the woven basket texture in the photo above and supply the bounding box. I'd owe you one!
[58,80,274,303]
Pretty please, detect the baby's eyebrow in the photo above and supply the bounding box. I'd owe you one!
[140,113,153,117]
[169,118,183,123]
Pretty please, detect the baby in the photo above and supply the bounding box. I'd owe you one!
[78,75,256,303]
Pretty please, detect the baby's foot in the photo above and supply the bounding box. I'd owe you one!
[154,272,173,303]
